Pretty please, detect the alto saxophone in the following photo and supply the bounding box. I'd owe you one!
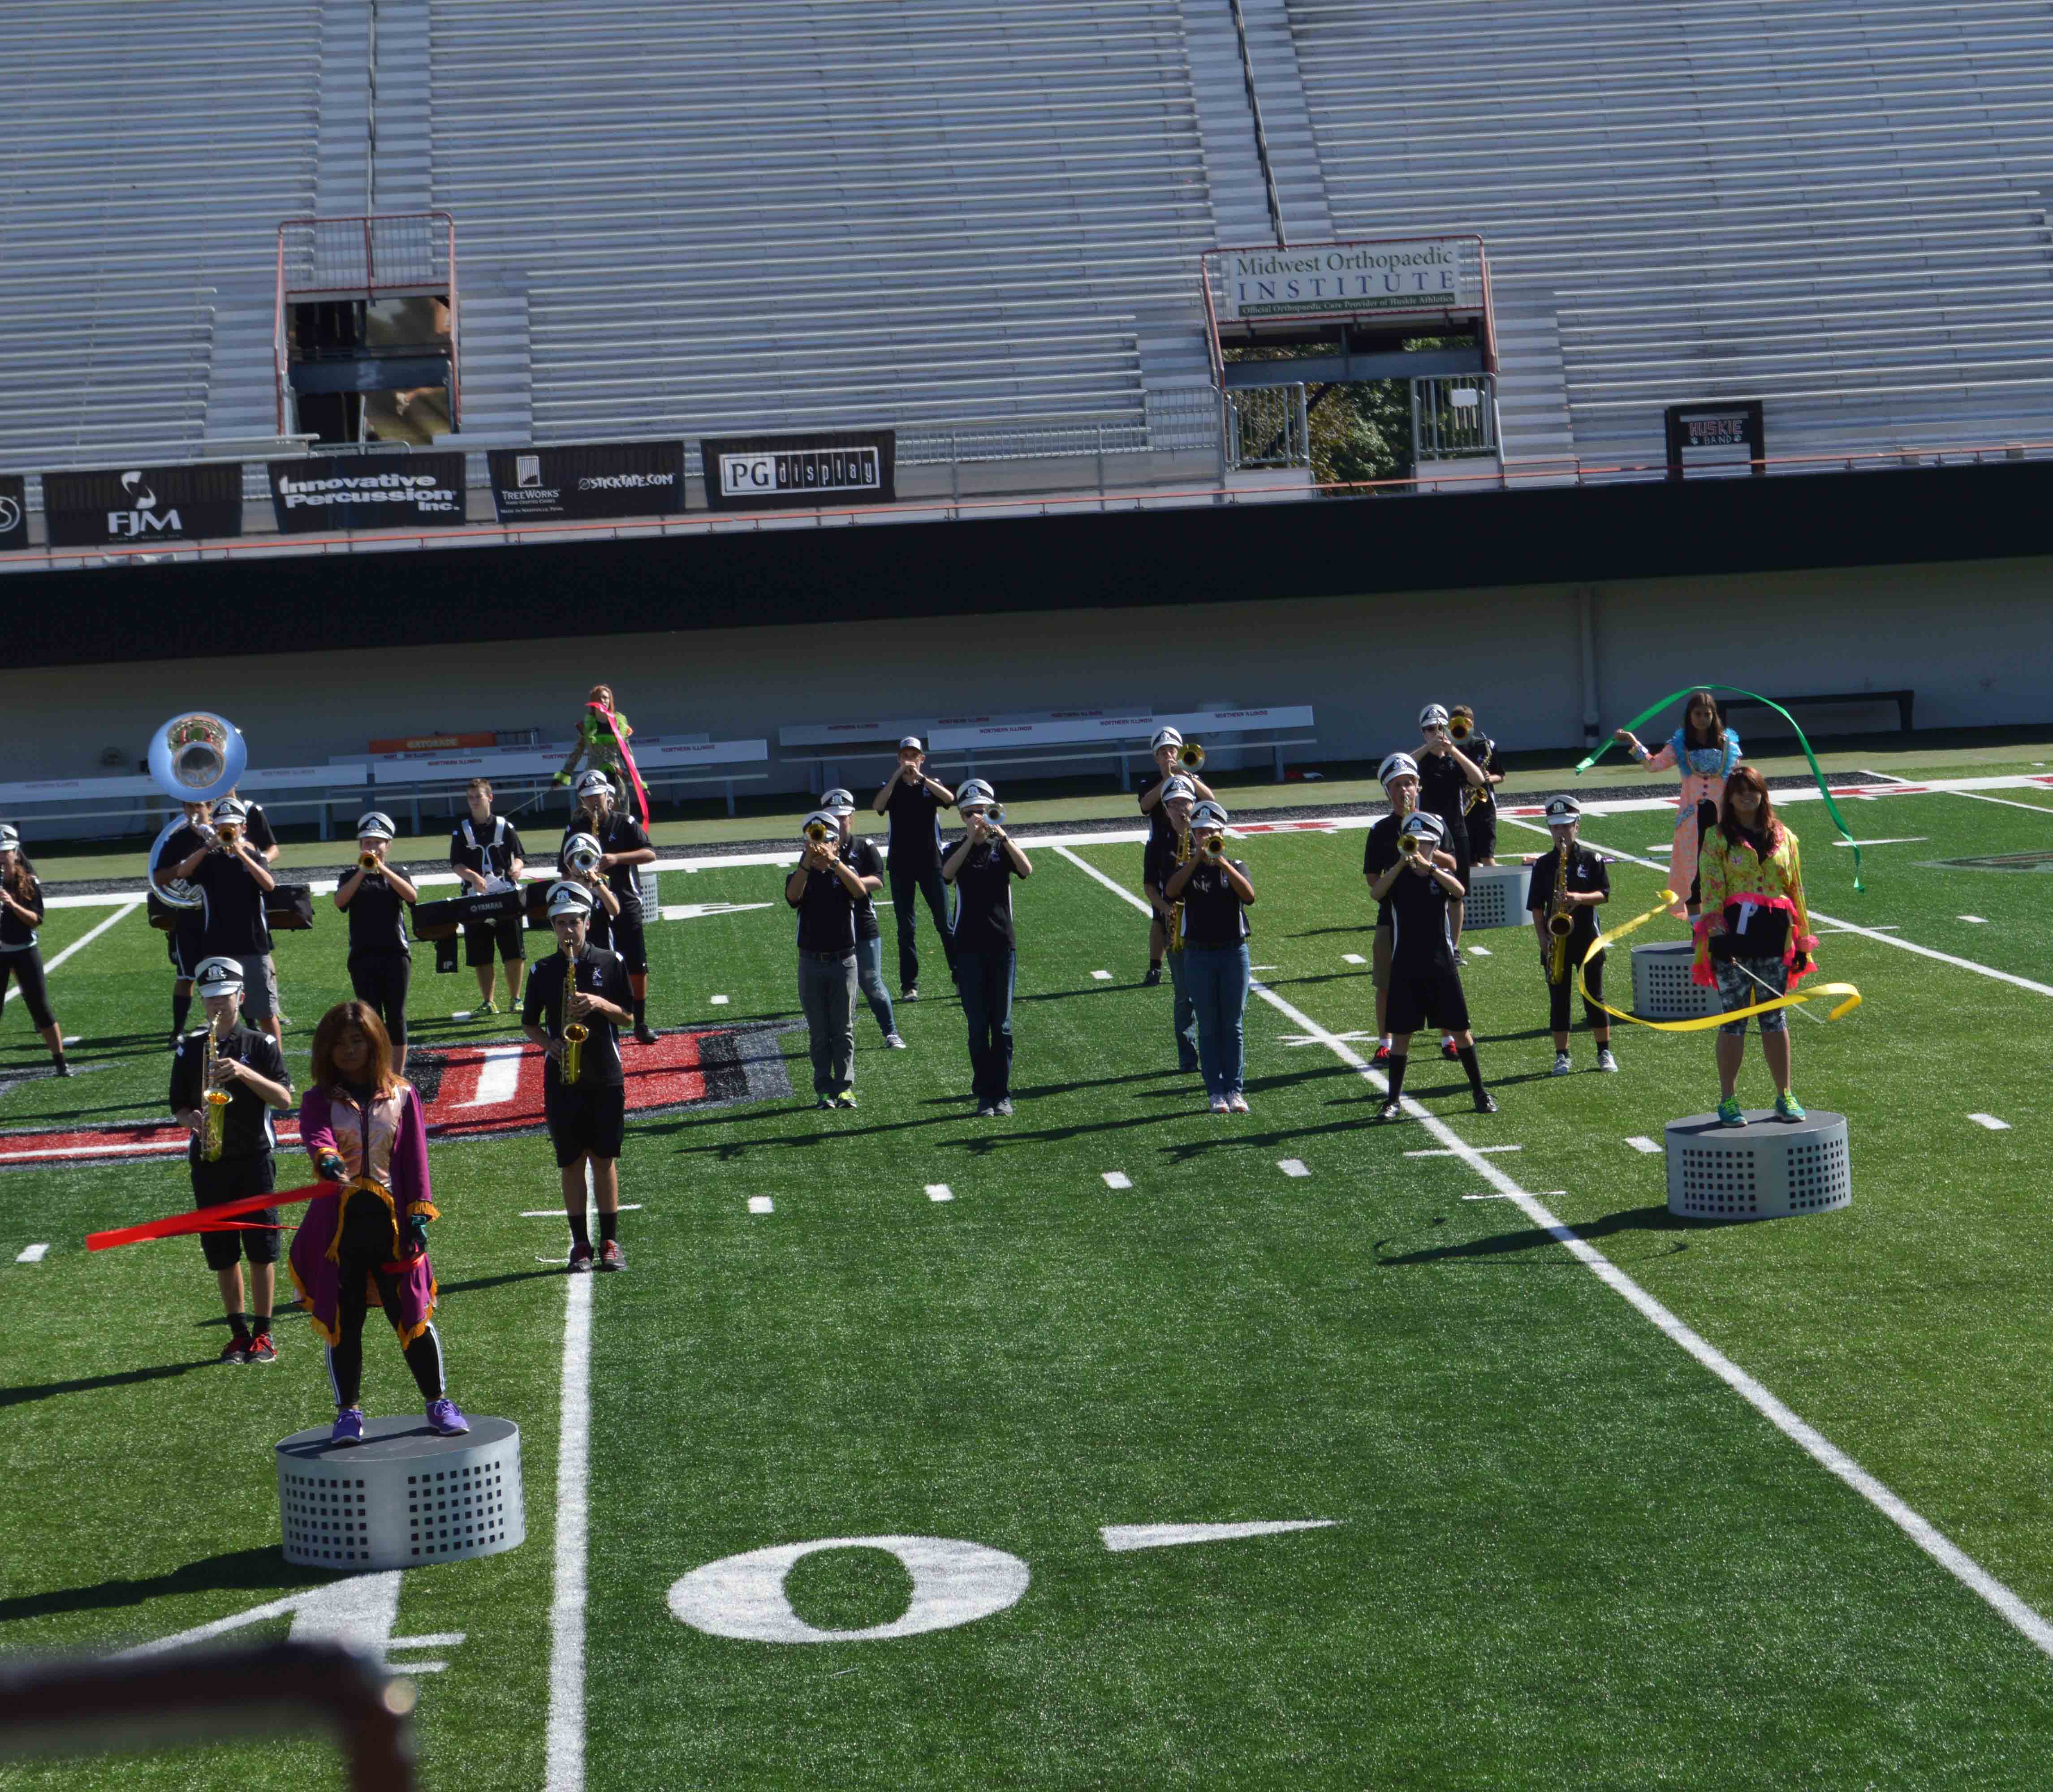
[1546,836,1575,984]
[1165,827,1195,953]
[201,1027,229,1163]
[561,950,587,1082]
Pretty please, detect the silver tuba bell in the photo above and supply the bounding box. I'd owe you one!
[145,711,248,911]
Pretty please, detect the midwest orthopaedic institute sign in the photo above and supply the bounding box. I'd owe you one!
[700,430,896,512]
[268,453,468,532]
[1212,241,1476,321]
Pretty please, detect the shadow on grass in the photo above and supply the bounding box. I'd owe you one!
[438,1267,569,1297]
[0,1357,211,1410]
[1375,1202,1700,1268]
[0,1546,323,1626]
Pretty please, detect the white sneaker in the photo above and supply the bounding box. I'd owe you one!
[1551,1052,1573,1077]
[1228,1094,1250,1114]
[884,1033,908,1049]
[1596,1047,1619,1073]
[1209,1097,1230,1114]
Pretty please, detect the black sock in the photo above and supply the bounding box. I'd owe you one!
[1457,1044,1486,1097]
[632,998,647,1028]
[171,992,193,1034]
[252,1308,271,1332]
[1149,956,1162,971]
[567,1209,591,1251]
[598,1208,619,1244]
[229,1311,250,1340]
[1384,1054,1408,1101]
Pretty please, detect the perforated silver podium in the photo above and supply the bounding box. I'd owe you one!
[1665,1110,1851,1220]
[1632,940,1722,1020]
[1463,862,1531,930]
[276,1415,525,1571]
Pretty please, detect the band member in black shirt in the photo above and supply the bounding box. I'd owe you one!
[1143,777,1199,1073]
[1162,800,1255,1113]
[0,826,68,1076]
[786,808,871,1108]
[522,883,637,1272]
[1414,704,1486,956]
[449,777,527,1015]
[872,736,955,1001]
[1449,707,1506,867]
[1528,796,1617,1075]
[165,796,282,1051]
[1368,812,1496,1120]
[1362,753,1421,1069]
[943,787,1033,1117]
[170,956,295,1363]
[557,831,621,950]
[825,788,904,1049]
[1137,727,1215,983]
[158,799,213,1043]
[335,811,419,1072]
[565,771,658,1044]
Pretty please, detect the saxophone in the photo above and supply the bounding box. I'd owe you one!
[201,1026,229,1163]
[1546,836,1574,984]
[1164,826,1195,953]
[561,949,587,1082]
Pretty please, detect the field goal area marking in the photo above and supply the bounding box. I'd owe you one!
[1051,842,2053,1667]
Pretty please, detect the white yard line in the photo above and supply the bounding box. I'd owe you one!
[544,1167,596,1792]
[15,1243,50,1263]
[1969,1114,2012,1132]
[2,900,140,1005]
[1052,841,2053,1667]
[748,1196,774,1215]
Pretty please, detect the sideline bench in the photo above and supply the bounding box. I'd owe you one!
[1721,689,1913,737]
[0,765,371,845]
[366,739,769,826]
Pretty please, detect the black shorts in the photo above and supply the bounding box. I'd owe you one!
[168,928,204,979]
[0,950,53,1030]
[608,905,649,976]
[1465,810,1497,864]
[544,1081,626,1167]
[348,951,411,1047]
[1386,967,1471,1037]
[463,915,526,967]
[192,1154,280,1269]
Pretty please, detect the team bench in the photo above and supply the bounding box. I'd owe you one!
[1721,689,1914,736]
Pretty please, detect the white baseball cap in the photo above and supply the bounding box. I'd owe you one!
[820,788,856,817]
[356,811,396,841]
[1151,727,1184,753]
[898,735,923,752]
[1545,795,1583,825]
[1418,704,1450,732]
[1190,800,1230,830]
[194,955,246,997]
[547,880,594,918]
[575,770,613,797]
[1379,752,1419,786]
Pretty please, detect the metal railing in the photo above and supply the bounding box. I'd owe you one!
[1412,373,1498,461]
[1227,383,1311,470]
[1227,0,1288,248]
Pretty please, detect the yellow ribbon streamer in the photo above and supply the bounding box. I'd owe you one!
[1575,888,1863,1031]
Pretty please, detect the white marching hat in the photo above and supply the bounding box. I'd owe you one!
[194,955,246,997]
[1544,795,1583,824]
[356,811,396,841]
[574,769,614,797]
[1401,810,1447,843]
[546,879,594,918]
[801,809,839,837]
[1160,776,1197,804]
[1190,799,1230,829]
[957,778,995,808]
[0,824,18,851]
[1418,703,1450,731]
[1378,752,1419,786]
[1151,726,1184,752]
[211,797,250,824]
[820,787,856,816]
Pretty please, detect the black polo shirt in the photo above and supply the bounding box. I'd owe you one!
[884,778,947,872]
[343,869,411,957]
[1363,815,1404,927]
[523,944,633,1090]
[1138,770,1179,849]
[1386,862,1458,976]
[843,836,885,943]
[563,810,651,905]
[1416,750,1472,844]
[1177,858,1251,950]
[1143,831,1185,898]
[191,850,273,957]
[946,840,1016,954]
[789,863,858,955]
[1526,842,1611,951]
[169,1022,290,1163]
[0,872,45,950]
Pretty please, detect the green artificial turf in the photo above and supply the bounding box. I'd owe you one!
[3,788,2052,1788]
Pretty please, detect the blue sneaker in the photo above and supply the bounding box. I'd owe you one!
[1774,1090,1807,1122]
[426,1397,470,1437]
[1717,1096,1745,1128]
[330,1407,365,1447]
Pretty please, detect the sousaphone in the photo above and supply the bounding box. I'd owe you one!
[145,711,248,911]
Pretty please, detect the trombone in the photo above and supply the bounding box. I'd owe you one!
[1177,741,1206,772]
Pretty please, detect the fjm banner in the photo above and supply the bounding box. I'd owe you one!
[41,464,245,547]
[487,442,686,523]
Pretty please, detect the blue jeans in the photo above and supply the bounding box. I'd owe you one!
[955,949,1016,1104]
[1165,948,1199,1071]
[854,934,897,1037]
[1183,943,1250,1098]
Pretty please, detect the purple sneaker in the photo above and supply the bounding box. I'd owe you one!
[330,1407,365,1447]
[426,1397,470,1437]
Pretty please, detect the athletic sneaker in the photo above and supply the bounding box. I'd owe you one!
[902,986,919,1003]
[568,1241,595,1273]
[633,1023,660,1046]
[1596,1047,1619,1073]
[426,1397,470,1437]
[976,1103,995,1119]
[1551,1051,1573,1077]
[599,1239,626,1273]
[1376,1098,1405,1123]
[1228,1094,1250,1114]
[1210,1097,1231,1114]
[330,1407,365,1447]
[816,1096,836,1111]
[833,1092,858,1110]
[1143,966,1163,987]
[53,1060,72,1078]
[884,1033,908,1050]
[1774,1090,1807,1121]
[994,1097,1014,1117]
[217,1335,250,1366]
[1370,1043,1392,1068]
[1473,1090,1499,1114]
[1440,1039,1459,1062]
[476,999,498,1016]
[1178,1056,1201,1076]
[247,1331,277,1364]
[1717,1096,1746,1128]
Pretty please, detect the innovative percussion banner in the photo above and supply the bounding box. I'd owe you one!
[41,463,245,547]
[700,430,895,512]
[486,441,686,523]
[268,452,469,532]
[0,474,25,551]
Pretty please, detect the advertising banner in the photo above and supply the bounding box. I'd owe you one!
[1207,240,1481,323]
[1665,401,1765,479]
[487,441,686,523]
[42,464,244,547]
[268,453,468,532]
[700,431,895,511]
[0,474,25,551]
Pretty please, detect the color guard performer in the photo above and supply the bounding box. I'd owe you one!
[563,770,658,1043]
[0,826,69,1077]
[1525,797,1617,1076]
[1613,689,1742,921]
[1138,728,1214,984]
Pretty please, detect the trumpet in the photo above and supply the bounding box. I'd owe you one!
[803,819,831,847]
[1202,833,1225,859]
[1448,715,1474,745]
[568,842,602,874]
[1397,832,1424,859]
[216,823,242,849]
[983,804,1005,829]
[1177,741,1206,772]
[201,1028,229,1163]
[358,850,381,872]
[561,1022,587,1083]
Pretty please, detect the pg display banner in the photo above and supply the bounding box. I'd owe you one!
[0,474,26,551]
[42,463,245,548]
[269,453,468,532]
[487,441,686,523]
[700,431,895,512]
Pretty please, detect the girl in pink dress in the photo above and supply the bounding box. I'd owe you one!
[1612,689,1743,921]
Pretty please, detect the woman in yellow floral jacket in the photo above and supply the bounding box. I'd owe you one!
[1693,767,1818,1126]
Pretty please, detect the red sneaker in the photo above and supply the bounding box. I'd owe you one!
[1370,1043,1392,1068]
[599,1238,626,1273]
[246,1331,277,1363]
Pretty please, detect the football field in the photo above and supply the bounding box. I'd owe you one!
[4,782,2053,1788]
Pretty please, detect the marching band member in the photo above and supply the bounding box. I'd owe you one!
[165,796,283,1052]
[291,1003,467,1446]
[449,776,527,1015]
[0,826,68,1077]
[158,799,213,1044]
[522,882,636,1271]
[1695,767,1816,1126]
[1613,689,1742,921]
[1370,812,1497,1121]
[170,956,294,1365]
[1415,704,1486,1060]
[944,786,1032,1118]
[1138,728,1214,984]
[1525,797,1617,1076]
[335,812,418,1074]
[1361,753,1420,1068]
[564,771,658,1044]
[787,806,869,1109]
[1449,706,1506,867]
[826,788,906,1050]
[1162,799,1255,1114]
[1143,776,1200,1074]
[557,830,621,948]
[872,736,955,1002]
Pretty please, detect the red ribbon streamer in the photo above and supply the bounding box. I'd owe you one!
[87,1180,328,1253]
[590,702,651,828]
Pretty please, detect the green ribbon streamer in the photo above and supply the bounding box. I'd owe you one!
[1574,685,1863,893]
